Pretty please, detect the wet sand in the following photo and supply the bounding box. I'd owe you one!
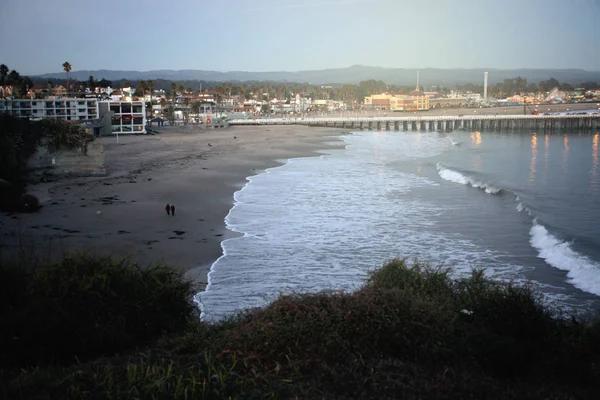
[0,125,345,288]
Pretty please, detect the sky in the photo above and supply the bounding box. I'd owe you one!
[1,0,599,75]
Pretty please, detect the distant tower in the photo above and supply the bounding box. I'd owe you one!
[416,70,420,91]
[483,72,488,103]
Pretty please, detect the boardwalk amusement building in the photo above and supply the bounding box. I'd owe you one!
[364,91,430,112]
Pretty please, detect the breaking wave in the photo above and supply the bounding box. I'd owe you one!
[529,220,600,296]
[436,163,502,194]
[437,163,600,297]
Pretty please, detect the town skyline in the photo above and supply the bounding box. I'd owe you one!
[1,0,599,75]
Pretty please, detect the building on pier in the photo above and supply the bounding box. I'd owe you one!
[364,91,429,111]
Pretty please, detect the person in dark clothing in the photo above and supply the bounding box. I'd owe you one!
[165,203,171,215]
[170,204,175,216]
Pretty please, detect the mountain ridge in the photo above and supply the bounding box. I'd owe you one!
[35,65,600,85]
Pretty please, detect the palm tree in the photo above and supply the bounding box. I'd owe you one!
[170,83,178,123]
[147,80,154,121]
[62,62,72,97]
[137,80,147,97]
[0,64,8,86]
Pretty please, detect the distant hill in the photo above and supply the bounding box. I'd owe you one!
[35,65,600,85]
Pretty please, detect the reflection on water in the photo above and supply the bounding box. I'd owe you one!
[544,134,550,179]
[471,131,482,146]
[563,135,569,170]
[592,133,599,194]
[530,133,538,182]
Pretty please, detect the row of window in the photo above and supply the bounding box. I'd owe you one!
[111,117,144,125]
[111,125,144,132]
[109,105,144,114]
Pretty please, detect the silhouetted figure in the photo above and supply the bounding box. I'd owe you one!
[170,204,175,216]
[165,203,170,215]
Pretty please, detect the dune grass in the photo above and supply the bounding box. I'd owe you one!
[1,256,599,399]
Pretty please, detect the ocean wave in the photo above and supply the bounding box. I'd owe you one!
[436,163,502,194]
[514,195,534,216]
[529,220,600,296]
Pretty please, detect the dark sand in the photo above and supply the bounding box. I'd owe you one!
[0,125,345,288]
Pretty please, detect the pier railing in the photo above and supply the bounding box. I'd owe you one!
[229,114,600,132]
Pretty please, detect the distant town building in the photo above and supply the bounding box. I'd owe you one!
[0,85,13,98]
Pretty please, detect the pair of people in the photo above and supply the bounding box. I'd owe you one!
[165,203,176,216]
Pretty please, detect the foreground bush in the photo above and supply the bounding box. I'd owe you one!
[0,253,198,371]
[3,257,600,399]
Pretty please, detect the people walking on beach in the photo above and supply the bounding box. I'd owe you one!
[170,204,175,216]
[165,203,171,216]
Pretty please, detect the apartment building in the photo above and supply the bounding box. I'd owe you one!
[0,99,146,134]
[102,100,146,133]
[0,98,99,120]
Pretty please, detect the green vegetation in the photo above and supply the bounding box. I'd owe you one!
[0,115,91,212]
[1,256,599,399]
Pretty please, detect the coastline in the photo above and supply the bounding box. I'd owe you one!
[0,125,346,290]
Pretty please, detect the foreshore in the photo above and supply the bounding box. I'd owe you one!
[0,125,345,289]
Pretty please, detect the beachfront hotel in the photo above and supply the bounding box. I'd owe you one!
[0,99,146,135]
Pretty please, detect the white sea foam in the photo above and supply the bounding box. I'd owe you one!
[436,163,502,194]
[198,132,529,321]
[530,220,600,296]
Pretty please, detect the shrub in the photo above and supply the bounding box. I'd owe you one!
[3,256,600,399]
[0,253,198,370]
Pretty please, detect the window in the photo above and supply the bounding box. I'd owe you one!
[133,117,143,125]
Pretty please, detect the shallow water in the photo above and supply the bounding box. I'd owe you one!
[198,129,600,321]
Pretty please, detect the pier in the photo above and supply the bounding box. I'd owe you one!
[229,114,600,132]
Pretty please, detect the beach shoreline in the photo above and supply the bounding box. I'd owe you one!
[0,125,346,289]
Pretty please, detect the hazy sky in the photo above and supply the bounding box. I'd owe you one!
[1,0,599,75]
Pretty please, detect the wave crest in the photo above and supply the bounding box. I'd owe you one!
[436,163,502,194]
[529,220,600,296]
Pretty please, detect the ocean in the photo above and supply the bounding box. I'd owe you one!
[198,128,600,321]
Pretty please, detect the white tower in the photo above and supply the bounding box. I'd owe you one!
[416,70,420,91]
[483,72,488,103]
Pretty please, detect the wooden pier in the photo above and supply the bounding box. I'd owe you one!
[229,114,599,132]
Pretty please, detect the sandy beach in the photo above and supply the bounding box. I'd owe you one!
[0,125,345,288]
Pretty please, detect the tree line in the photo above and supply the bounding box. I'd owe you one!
[2,62,599,103]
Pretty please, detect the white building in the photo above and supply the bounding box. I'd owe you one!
[1,98,146,134]
[103,101,146,133]
[0,98,99,121]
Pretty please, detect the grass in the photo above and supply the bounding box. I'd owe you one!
[1,256,599,399]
